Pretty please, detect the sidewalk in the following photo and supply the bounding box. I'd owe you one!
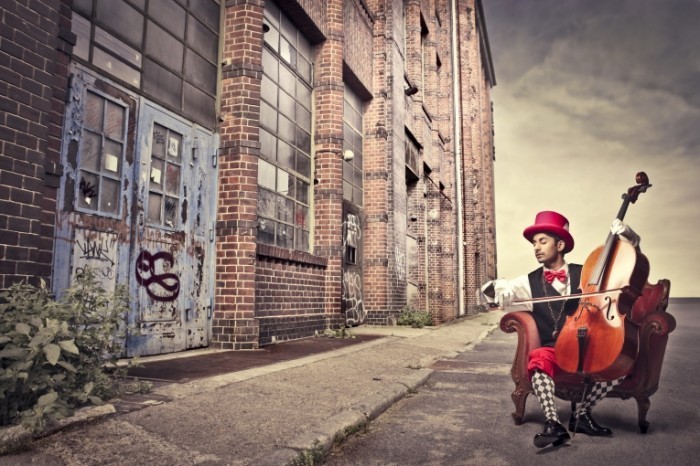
[0,310,504,466]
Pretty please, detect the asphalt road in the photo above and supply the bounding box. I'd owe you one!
[325,299,699,466]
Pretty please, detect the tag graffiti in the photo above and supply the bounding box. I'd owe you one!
[135,250,180,302]
[77,237,115,266]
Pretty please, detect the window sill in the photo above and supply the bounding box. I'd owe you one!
[256,243,328,267]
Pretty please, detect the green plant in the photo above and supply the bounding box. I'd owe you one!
[292,439,325,466]
[0,269,131,432]
[396,306,432,328]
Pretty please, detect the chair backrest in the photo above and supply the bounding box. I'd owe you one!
[629,279,671,324]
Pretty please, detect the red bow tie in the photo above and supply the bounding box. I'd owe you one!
[544,269,568,284]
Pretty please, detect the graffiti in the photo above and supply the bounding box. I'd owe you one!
[342,213,362,250]
[77,237,115,265]
[75,265,114,281]
[342,213,366,325]
[79,177,97,200]
[342,269,365,326]
[71,230,118,293]
[395,245,406,283]
[135,250,180,302]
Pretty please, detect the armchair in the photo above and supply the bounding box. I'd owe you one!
[500,279,674,433]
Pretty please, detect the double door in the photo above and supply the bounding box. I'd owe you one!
[54,67,217,356]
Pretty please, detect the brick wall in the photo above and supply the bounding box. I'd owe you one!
[456,0,496,313]
[0,0,496,349]
[255,244,327,344]
[0,0,72,289]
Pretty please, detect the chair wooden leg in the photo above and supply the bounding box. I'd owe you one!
[511,388,529,425]
[635,395,651,434]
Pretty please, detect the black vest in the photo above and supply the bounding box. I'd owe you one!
[528,264,582,347]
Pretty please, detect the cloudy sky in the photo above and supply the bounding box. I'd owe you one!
[481,0,700,297]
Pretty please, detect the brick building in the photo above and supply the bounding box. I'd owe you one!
[0,0,496,356]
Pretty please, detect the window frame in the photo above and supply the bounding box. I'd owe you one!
[74,87,130,219]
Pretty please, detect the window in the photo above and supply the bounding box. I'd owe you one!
[76,89,128,217]
[420,14,428,95]
[70,0,220,128]
[405,130,420,181]
[259,1,313,251]
[343,87,364,206]
[146,123,183,228]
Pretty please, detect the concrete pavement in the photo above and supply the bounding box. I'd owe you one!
[0,310,505,465]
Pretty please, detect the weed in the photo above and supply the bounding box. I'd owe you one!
[396,306,433,328]
[0,269,141,433]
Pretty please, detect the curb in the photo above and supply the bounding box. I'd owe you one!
[282,313,503,465]
[284,368,434,465]
[0,404,116,455]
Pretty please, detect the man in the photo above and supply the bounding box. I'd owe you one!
[481,210,640,448]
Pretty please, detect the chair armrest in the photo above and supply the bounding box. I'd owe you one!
[500,311,542,386]
[500,311,542,353]
[626,311,676,393]
[639,310,676,337]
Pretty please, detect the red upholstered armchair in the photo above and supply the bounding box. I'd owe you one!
[499,279,674,433]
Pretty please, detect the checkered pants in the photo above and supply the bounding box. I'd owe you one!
[576,376,626,416]
[531,370,559,422]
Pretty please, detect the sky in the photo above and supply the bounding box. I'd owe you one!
[481,0,700,297]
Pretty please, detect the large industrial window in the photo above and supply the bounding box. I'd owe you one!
[259,1,313,251]
[70,0,220,129]
[76,89,128,217]
[343,88,364,206]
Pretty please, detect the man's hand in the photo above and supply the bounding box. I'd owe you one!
[611,219,641,247]
[494,282,514,307]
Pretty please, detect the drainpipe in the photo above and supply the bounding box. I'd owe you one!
[450,0,466,316]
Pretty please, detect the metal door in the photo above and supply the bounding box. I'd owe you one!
[127,102,217,356]
[54,67,217,357]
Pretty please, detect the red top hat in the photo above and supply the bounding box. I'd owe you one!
[522,211,574,253]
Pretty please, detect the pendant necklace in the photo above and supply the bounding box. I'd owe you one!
[542,273,567,340]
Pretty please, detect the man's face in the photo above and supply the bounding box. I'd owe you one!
[531,233,563,266]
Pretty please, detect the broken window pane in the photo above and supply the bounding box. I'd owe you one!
[257,218,275,245]
[258,189,276,218]
[78,172,99,210]
[164,196,178,227]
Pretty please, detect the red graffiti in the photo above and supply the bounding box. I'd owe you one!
[135,250,180,302]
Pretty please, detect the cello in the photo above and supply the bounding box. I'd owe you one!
[554,172,651,381]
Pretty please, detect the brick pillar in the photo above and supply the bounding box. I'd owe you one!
[363,0,390,319]
[214,0,264,349]
[314,0,345,321]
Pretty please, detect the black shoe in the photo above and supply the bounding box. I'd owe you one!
[534,420,571,448]
[569,412,613,436]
